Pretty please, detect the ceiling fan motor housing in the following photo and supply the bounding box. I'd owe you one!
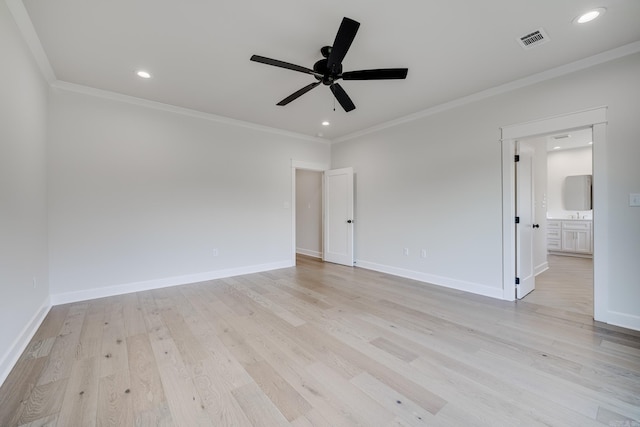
[314,57,341,85]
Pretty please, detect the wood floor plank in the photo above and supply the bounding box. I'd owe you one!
[56,356,100,427]
[36,304,88,386]
[148,326,212,426]
[244,360,312,421]
[230,382,291,427]
[16,413,58,427]
[100,298,128,379]
[97,368,133,427]
[126,333,166,416]
[9,374,65,426]
[0,356,46,425]
[189,358,254,426]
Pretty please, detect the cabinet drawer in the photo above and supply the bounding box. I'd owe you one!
[562,221,591,230]
[547,229,561,239]
[547,220,561,229]
[547,239,562,250]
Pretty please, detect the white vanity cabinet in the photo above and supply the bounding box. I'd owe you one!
[547,219,592,256]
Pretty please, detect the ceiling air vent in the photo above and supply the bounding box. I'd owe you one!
[518,28,549,50]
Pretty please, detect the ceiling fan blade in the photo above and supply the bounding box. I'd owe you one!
[277,81,322,106]
[342,68,408,80]
[250,55,321,77]
[327,17,360,71]
[330,83,356,112]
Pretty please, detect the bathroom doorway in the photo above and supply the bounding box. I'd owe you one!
[500,106,607,322]
[519,127,594,316]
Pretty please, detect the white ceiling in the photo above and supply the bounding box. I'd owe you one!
[546,128,593,151]
[15,0,640,140]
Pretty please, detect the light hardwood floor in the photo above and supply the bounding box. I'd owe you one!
[523,254,594,316]
[1,255,638,426]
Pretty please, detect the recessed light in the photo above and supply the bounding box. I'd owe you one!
[321,121,330,126]
[136,70,152,79]
[553,146,561,150]
[574,8,606,24]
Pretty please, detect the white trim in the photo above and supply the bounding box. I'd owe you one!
[501,139,517,301]
[291,160,330,171]
[591,122,608,322]
[501,106,607,140]
[296,248,322,259]
[605,311,640,332]
[501,107,608,319]
[534,262,549,277]
[5,0,56,83]
[356,260,504,300]
[333,42,638,144]
[0,297,51,387]
[51,81,329,144]
[50,260,292,305]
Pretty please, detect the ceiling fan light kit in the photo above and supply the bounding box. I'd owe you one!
[250,17,408,112]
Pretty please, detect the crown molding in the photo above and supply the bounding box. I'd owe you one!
[333,40,640,144]
[50,81,330,144]
[6,0,55,83]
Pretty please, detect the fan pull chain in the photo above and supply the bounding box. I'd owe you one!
[333,96,336,112]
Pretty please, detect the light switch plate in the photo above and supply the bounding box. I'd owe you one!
[630,193,640,207]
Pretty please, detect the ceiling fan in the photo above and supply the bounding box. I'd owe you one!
[250,17,408,112]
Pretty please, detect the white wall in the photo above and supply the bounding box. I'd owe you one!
[47,88,330,301]
[332,52,640,328]
[0,1,50,383]
[296,169,322,258]
[547,146,593,219]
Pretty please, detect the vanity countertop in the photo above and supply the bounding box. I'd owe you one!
[547,217,592,221]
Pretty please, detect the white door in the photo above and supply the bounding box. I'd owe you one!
[324,167,354,266]
[516,142,535,298]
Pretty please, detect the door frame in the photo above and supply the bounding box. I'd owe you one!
[500,107,608,321]
[291,160,330,266]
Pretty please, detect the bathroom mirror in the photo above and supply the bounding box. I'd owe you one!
[564,175,592,210]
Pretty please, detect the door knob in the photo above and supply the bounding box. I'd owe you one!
[533,224,540,228]
[347,219,353,223]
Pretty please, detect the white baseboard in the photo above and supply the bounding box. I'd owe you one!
[296,248,322,258]
[0,297,51,387]
[605,310,640,332]
[534,261,549,276]
[50,260,294,305]
[355,260,504,300]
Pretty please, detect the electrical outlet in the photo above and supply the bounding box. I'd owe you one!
[213,248,219,257]
[403,248,409,256]
[421,249,427,258]
[630,193,640,207]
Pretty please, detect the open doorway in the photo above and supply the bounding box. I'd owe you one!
[291,161,355,267]
[500,106,608,323]
[518,128,594,316]
[295,169,323,259]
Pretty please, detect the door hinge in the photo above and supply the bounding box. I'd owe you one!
[515,277,520,285]
[514,154,520,162]
[515,216,520,224]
